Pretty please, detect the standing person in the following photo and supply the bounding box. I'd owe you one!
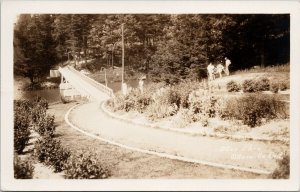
[225,57,231,76]
[216,63,225,78]
[207,63,215,81]
[138,75,146,94]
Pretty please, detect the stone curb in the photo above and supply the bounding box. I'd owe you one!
[100,101,288,144]
[65,103,271,175]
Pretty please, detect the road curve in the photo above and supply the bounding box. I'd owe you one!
[67,101,288,174]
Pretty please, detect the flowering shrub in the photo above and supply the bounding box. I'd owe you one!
[108,89,153,112]
[185,89,220,126]
[226,80,241,92]
[14,154,34,179]
[64,152,109,179]
[146,102,178,119]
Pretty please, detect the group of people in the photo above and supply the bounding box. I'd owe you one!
[207,57,231,81]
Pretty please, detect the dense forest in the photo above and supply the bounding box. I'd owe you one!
[14,14,289,83]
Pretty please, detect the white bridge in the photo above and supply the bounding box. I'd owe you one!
[58,66,114,102]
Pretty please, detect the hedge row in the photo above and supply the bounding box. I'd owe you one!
[226,78,289,93]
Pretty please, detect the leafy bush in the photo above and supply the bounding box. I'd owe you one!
[271,153,289,179]
[177,81,202,108]
[279,81,289,91]
[221,94,288,127]
[35,114,56,137]
[30,97,49,125]
[242,79,257,93]
[270,81,280,93]
[242,78,270,92]
[14,154,34,179]
[14,105,31,154]
[184,89,220,126]
[31,104,47,125]
[14,100,32,111]
[270,80,290,93]
[34,136,70,172]
[33,96,49,109]
[108,89,153,113]
[64,152,109,179]
[226,80,241,92]
[135,94,152,113]
[146,102,178,119]
[255,77,270,91]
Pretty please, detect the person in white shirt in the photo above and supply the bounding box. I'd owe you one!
[216,63,225,78]
[225,57,231,76]
[207,63,215,81]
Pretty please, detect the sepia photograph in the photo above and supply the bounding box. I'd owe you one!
[1,0,300,191]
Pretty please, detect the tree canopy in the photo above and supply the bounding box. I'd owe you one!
[14,14,290,83]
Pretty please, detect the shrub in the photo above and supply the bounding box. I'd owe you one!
[33,96,49,109]
[14,100,32,112]
[14,154,34,179]
[34,136,70,172]
[35,115,55,137]
[271,153,289,179]
[182,89,220,126]
[221,94,288,127]
[270,82,280,93]
[279,81,289,91]
[30,97,49,125]
[14,108,31,154]
[31,104,47,125]
[242,79,257,92]
[255,77,270,91]
[108,88,153,113]
[135,94,152,113]
[226,80,241,92]
[64,152,109,179]
[173,80,202,108]
[146,102,178,119]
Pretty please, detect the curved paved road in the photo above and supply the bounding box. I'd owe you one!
[68,101,288,173]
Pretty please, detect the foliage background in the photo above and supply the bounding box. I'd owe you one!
[14,14,289,83]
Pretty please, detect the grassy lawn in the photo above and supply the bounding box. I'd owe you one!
[49,102,267,179]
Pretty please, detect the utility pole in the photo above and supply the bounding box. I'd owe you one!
[121,23,124,85]
[104,68,107,87]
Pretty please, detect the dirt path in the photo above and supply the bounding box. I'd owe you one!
[67,102,288,174]
[48,102,267,178]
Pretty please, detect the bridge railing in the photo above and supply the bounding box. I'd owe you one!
[66,66,114,97]
[58,67,91,97]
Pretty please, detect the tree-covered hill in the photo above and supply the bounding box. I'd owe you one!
[14,14,289,84]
